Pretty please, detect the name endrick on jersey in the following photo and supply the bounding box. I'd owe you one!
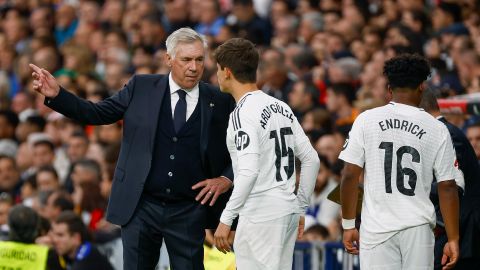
[260,102,294,129]
[378,118,427,139]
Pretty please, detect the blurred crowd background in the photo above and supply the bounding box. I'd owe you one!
[1,0,480,269]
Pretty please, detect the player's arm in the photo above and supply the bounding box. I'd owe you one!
[337,113,366,255]
[215,114,260,253]
[340,163,363,221]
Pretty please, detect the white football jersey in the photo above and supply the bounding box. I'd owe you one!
[220,91,319,225]
[339,102,457,249]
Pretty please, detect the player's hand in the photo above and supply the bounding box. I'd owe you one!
[30,64,60,98]
[192,177,233,206]
[342,228,359,255]
[214,222,232,254]
[441,240,459,270]
[297,215,305,239]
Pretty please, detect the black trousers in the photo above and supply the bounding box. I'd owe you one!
[122,197,207,270]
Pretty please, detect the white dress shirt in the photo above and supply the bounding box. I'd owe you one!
[169,73,199,120]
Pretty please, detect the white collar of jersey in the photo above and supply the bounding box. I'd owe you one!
[238,90,262,102]
[168,73,199,99]
[389,102,425,111]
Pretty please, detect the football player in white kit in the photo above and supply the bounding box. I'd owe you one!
[212,38,320,270]
[339,54,460,270]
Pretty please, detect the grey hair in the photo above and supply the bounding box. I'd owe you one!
[302,12,323,32]
[165,28,208,58]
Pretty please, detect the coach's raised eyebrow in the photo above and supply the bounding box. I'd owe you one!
[378,118,427,139]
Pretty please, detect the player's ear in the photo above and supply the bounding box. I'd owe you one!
[225,67,232,79]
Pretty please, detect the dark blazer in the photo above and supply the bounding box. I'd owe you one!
[431,117,480,261]
[46,74,235,227]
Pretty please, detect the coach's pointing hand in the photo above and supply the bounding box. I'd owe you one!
[30,64,60,98]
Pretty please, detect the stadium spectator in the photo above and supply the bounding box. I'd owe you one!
[288,78,319,122]
[0,192,13,239]
[0,205,63,270]
[0,155,21,201]
[43,190,74,223]
[36,165,60,192]
[0,110,19,141]
[51,211,114,270]
[466,121,480,163]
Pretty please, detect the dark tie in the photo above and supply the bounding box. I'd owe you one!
[174,90,187,133]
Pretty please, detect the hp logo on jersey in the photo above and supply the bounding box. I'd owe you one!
[235,131,250,150]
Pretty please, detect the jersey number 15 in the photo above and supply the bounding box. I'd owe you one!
[270,127,295,182]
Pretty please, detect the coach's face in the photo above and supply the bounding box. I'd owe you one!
[167,40,205,90]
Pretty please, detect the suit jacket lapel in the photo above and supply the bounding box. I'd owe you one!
[199,82,214,167]
[148,76,168,152]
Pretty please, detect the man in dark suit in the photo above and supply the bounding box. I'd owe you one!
[30,28,235,270]
[421,89,480,269]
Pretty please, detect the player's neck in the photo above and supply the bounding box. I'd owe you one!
[231,82,258,102]
[391,92,421,108]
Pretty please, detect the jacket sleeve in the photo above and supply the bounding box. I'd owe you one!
[45,75,136,125]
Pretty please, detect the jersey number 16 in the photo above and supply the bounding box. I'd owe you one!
[379,141,420,196]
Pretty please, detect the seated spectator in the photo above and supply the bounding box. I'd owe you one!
[288,78,320,122]
[51,211,114,270]
[305,155,340,238]
[326,83,359,129]
[36,165,61,192]
[0,205,63,270]
[194,0,225,38]
[301,224,330,242]
[466,121,480,164]
[0,192,13,240]
[43,190,74,223]
[20,174,37,207]
[0,155,21,201]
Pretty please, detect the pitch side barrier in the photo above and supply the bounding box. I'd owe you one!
[438,98,480,115]
[293,241,360,270]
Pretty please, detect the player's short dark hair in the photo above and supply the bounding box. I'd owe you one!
[214,38,259,83]
[55,211,91,242]
[383,54,431,90]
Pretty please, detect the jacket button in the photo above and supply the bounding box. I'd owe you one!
[168,172,173,177]
[172,137,178,142]
[170,155,175,160]
[166,188,171,193]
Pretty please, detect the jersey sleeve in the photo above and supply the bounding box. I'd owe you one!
[220,109,261,226]
[338,112,366,167]
[231,108,260,156]
[292,117,320,213]
[434,126,457,182]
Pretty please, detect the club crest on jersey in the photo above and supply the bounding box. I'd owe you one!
[235,131,250,150]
